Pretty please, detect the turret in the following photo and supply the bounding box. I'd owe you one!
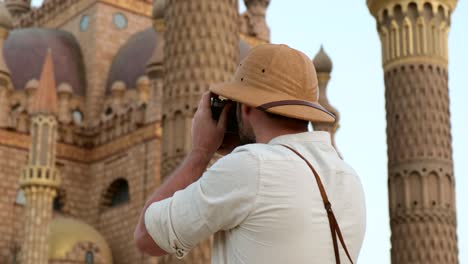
[240,0,271,43]
[57,83,73,124]
[19,50,60,264]
[145,0,166,123]
[0,3,13,128]
[311,46,340,151]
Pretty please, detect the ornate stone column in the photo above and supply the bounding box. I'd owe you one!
[367,0,459,263]
[160,0,239,263]
[19,51,60,264]
[312,46,340,151]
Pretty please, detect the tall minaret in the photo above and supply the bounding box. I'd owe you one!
[242,0,270,42]
[367,0,459,263]
[19,50,60,264]
[312,46,340,150]
[5,0,30,18]
[160,0,239,263]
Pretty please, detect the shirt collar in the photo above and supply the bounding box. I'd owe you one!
[268,131,332,146]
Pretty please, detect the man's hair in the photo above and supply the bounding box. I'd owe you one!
[265,111,309,128]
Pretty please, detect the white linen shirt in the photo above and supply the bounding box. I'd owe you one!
[145,131,366,263]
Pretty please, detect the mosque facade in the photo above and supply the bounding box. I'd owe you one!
[0,0,458,263]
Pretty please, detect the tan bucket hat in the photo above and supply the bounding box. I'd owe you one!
[210,44,335,123]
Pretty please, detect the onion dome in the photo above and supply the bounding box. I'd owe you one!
[313,46,333,73]
[3,28,86,95]
[0,2,13,30]
[48,217,112,263]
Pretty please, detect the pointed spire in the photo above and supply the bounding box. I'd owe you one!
[31,49,58,115]
[313,45,333,73]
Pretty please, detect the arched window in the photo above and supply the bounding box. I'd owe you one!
[53,189,66,212]
[85,251,94,264]
[15,190,26,205]
[101,178,130,209]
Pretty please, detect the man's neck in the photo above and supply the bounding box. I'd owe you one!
[255,128,308,144]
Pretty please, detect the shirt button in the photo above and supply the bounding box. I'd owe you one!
[175,248,184,258]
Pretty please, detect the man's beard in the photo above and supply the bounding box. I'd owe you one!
[237,108,256,145]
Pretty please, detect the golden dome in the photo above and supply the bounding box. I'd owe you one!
[48,217,113,263]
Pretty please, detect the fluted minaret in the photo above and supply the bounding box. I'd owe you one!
[312,46,340,150]
[19,50,60,264]
[367,0,459,263]
[5,0,30,18]
[0,3,13,128]
[242,0,270,42]
[160,0,239,263]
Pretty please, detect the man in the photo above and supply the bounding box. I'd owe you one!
[134,44,366,263]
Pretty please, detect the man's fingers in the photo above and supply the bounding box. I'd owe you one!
[198,91,211,111]
[217,102,232,130]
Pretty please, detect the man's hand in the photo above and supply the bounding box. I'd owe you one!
[191,92,231,157]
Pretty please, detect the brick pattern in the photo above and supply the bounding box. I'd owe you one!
[92,139,160,264]
[0,145,28,264]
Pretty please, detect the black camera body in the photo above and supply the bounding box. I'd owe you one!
[210,97,238,134]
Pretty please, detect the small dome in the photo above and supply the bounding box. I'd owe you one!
[48,217,112,263]
[313,46,333,73]
[58,83,73,94]
[111,81,126,93]
[0,3,13,30]
[25,79,39,90]
[4,28,87,95]
[137,76,150,87]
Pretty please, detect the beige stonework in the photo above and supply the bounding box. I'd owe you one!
[368,0,459,263]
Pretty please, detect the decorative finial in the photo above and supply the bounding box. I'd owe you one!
[313,45,333,73]
[31,49,58,115]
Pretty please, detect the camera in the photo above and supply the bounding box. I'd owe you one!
[210,96,238,134]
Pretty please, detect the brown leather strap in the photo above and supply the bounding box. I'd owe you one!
[280,144,354,264]
[256,100,336,118]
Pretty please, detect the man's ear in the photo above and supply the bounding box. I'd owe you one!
[241,104,253,116]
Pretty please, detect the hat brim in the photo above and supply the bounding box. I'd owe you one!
[210,81,335,123]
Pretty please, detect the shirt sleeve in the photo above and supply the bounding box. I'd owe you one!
[144,148,259,259]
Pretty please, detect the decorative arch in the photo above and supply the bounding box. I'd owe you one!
[402,17,413,56]
[101,178,130,209]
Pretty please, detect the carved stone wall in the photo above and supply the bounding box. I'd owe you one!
[368,0,459,263]
[160,0,239,263]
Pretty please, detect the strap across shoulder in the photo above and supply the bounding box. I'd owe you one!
[280,144,354,264]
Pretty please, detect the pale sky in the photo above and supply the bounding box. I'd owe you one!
[30,0,468,263]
